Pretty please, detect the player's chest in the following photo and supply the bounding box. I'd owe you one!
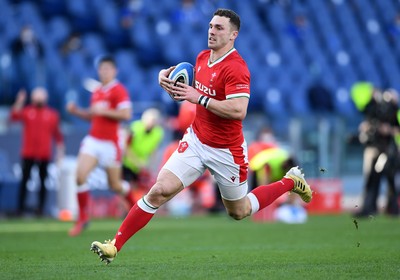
[26,109,53,123]
[195,65,225,97]
[92,91,116,108]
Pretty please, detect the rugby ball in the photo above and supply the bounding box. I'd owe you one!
[166,62,194,102]
[168,62,194,87]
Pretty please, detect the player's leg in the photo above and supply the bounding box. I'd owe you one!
[98,138,137,207]
[91,131,205,263]
[69,152,98,236]
[90,168,187,264]
[18,158,34,215]
[105,165,136,207]
[221,167,311,220]
[207,144,311,220]
[37,160,49,217]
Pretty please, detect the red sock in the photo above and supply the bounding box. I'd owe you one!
[77,191,90,222]
[114,197,157,251]
[248,178,294,213]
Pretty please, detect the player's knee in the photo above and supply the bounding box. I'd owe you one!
[146,183,175,207]
[227,209,247,220]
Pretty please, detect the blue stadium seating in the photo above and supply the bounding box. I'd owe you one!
[0,0,399,127]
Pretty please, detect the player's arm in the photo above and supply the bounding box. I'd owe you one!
[10,89,27,120]
[203,97,248,120]
[91,106,132,121]
[66,101,92,121]
[171,83,248,120]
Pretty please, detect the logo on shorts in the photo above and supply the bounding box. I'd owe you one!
[178,141,189,153]
[231,176,236,182]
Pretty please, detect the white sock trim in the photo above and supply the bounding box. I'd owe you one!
[137,196,158,214]
[247,193,260,215]
[77,183,90,193]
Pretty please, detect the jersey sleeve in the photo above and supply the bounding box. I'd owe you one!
[10,108,23,121]
[225,61,250,99]
[115,85,132,110]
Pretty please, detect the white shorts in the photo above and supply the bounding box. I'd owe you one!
[79,135,121,168]
[163,127,249,201]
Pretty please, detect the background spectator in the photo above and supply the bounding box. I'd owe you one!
[10,25,45,93]
[9,87,64,217]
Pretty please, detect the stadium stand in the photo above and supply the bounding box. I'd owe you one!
[0,0,398,119]
[0,0,399,178]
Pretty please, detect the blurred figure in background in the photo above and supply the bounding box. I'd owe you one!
[118,0,144,29]
[351,83,400,218]
[60,32,83,57]
[10,87,64,217]
[66,55,135,236]
[249,128,307,223]
[10,25,45,93]
[171,0,202,30]
[387,12,400,44]
[122,108,164,203]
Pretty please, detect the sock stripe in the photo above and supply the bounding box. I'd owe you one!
[247,192,260,215]
[138,196,158,214]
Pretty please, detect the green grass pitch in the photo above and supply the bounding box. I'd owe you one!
[1,214,399,279]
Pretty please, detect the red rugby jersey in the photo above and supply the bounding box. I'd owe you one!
[10,105,63,160]
[89,80,131,143]
[192,48,251,148]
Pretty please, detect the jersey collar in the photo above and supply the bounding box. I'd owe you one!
[208,48,236,67]
[101,79,118,91]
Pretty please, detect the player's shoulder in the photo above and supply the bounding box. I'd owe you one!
[111,81,130,96]
[227,49,248,68]
[110,81,127,91]
[197,49,211,61]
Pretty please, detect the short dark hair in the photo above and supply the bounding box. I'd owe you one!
[213,8,241,31]
[96,54,116,68]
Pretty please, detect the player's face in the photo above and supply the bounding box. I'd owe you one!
[98,62,117,84]
[31,88,48,106]
[208,16,237,51]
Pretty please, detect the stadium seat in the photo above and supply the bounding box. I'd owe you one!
[47,17,71,47]
[82,33,107,61]
[0,0,399,125]
[39,0,66,17]
[66,0,97,32]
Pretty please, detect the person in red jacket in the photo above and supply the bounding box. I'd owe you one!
[10,87,64,217]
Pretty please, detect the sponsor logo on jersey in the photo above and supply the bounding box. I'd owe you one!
[235,84,249,90]
[195,81,216,96]
[210,72,217,83]
[231,176,236,182]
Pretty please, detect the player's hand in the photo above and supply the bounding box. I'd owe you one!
[89,102,108,116]
[66,101,78,114]
[171,82,200,104]
[16,89,27,104]
[158,66,175,94]
[13,89,27,110]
